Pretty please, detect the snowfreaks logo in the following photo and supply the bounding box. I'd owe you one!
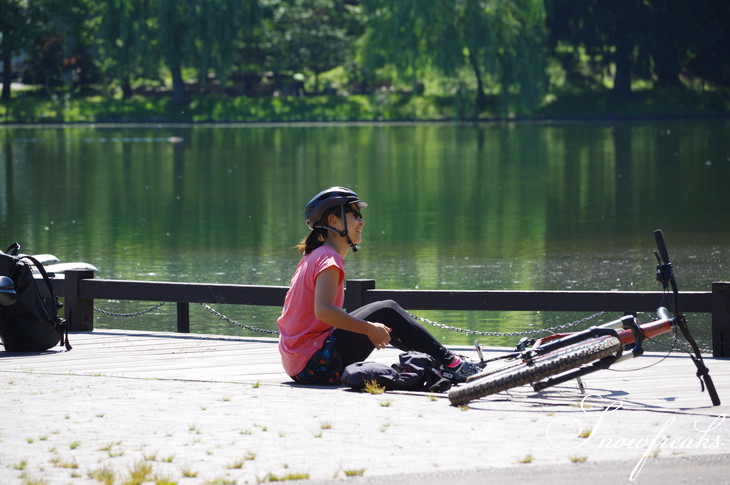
[545,395,725,481]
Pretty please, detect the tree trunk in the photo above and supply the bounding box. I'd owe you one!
[2,53,12,101]
[468,49,487,111]
[121,76,133,99]
[612,39,632,97]
[170,62,188,106]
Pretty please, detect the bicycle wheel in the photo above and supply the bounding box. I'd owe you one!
[448,336,621,405]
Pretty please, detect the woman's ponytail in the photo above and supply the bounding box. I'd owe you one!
[295,228,328,255]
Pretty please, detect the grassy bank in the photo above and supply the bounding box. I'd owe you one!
[1,87,728,124]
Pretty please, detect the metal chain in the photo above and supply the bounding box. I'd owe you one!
[94,302,167,318]
[199,303,279,335]
[95,299,601,338]
[410,311,605,338]
[94,301,278,335]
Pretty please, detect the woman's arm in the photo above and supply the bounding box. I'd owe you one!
[314,267,391,349]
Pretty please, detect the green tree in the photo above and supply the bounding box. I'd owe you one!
[2,0,97,97]
[0,0,63,100]
[261,0,363,93]
[96,0,157,98]
[649,0,730,88]
[546,0,654,96]
[157,0,259,105]
[360,0,547,114]
[1,0,28,100]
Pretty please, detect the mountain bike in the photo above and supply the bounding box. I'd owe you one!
[448,230,721,407]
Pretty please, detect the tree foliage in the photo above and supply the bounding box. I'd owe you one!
[261,0,362,91]
[360,0,547,114]
[1,0,728,112]
[546,0,730,95]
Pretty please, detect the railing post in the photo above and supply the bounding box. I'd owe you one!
[712,282,730,358]
[177,302,190,333]
[65,270,95,331]
[345,279,375,312]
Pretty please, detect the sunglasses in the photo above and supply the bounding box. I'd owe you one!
[345,208,364,221]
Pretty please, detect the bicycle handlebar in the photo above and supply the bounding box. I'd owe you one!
[653,229,721,406]
[653,229,671,265]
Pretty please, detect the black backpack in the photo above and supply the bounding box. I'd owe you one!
[0,244,71,352]
[342,351,452,393]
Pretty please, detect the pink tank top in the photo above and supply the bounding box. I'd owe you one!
[277,245,345,375]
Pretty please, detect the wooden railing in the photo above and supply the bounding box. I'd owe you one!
[44,270,730,358]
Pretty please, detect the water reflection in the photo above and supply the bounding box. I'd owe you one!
[1,121,728,346]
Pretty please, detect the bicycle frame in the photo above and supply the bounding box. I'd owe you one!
[526,309,673,392]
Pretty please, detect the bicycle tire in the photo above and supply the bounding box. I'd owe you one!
[448,336,621,405]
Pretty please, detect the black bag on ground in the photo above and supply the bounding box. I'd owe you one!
[0,245,71,352]
[342,351,451,393]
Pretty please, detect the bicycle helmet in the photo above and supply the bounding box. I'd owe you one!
[0,276,16,306]
[305,187,367,251]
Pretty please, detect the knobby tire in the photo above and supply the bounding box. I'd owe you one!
[448,336,622,405]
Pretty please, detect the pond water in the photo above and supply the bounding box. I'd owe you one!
[2,120,729,348]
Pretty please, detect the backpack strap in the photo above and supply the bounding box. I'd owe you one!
[4,242,20,255]
[20,255,72,351]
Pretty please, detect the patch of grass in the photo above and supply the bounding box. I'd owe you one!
[259,472,310,482]
[100,441,125,458]
[50,457,79,469]
[19,476,48,485]
[127,460,153,485]
[518,454,534,464]
[244,451,257,461]
[362,380,386,394]
[578,429,592,439]
[570,456,588,463]
[4,86,728,124]
[88,466,116,485]
[344,468,365,477]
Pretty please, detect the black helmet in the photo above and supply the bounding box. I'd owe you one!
[305,186,367,230]
[0,275,17,307]
[304,186,367,251]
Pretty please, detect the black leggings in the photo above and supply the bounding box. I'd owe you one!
[333,300,454,368]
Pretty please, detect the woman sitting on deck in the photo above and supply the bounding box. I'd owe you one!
[276,186,478,385]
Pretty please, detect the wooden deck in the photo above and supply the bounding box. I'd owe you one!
[0,330,291,383]
[1,330,729,484]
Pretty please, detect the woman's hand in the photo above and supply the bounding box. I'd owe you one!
[366,322,392,350]
[314,266,392,349]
